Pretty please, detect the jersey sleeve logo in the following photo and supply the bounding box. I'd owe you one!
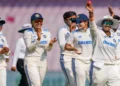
[113,39,116,43]
[1,39,4,43]
[79,36,81,38]
[117,32,120,36]
[43,34,47,38]
[65,33,70,40]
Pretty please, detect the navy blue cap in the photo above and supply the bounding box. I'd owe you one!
[0,18,5,26]
[31,13,43,22]
[78,14,89,21]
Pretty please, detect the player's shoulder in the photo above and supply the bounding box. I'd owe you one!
[26,28,33,32]
[24,28,33,34]
[42,28,50,32]
[18,37,24,41]
[72,29,79,34]
[58,26,68,32]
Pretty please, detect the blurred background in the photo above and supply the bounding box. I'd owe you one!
[0,0,119,86]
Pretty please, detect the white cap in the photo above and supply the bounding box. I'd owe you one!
[96,15,119,28]
[18,23,32,33]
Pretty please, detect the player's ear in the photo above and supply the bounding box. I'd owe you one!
[64,19,67,23]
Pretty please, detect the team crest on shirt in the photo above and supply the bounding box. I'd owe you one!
[117,32,120,36]
[65,33,70,40]
[1,39,4,43]
[43,35,47,38]
[113,39,116,43]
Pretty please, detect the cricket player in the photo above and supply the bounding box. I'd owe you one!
[57,11,77,86]
[86,3,120,86]
[24,13,56,86]
[0,18,10,86]
[65,14,92,86]
[11,23,32,86]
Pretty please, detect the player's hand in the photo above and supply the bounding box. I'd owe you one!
[86,0,94,13]
[74,49,81,55]
[49,38,57,46]
[108,5,114,17]
[36,29,41,41]
[3,47,9,53]
[6,58,9,62]
[11,67,16,71]
[0,47,9,54]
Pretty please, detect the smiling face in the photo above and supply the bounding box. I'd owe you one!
[77,21,88,30]
[31,19,43,30]
[102,20,113,32]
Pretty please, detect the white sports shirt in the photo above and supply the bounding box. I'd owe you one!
[12,37,26,67]
[67,28,93,62]
[24,28,52,58]
[0,31,10,67]
[90,21,120,64]
[57,26,77,56]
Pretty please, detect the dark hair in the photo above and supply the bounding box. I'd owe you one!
[63,11,77,20]
[113,15,120,21]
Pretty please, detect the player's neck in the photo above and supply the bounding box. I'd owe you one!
[105,31,111,36]
[69,26,76,32]
[83,26,88,32]
[113,29,117,32]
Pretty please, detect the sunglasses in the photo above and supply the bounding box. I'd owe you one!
[70,18,85,24]
[102,21,113,26]
[32,19,43,23]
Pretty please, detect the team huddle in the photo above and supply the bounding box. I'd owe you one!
[0,2,120,86]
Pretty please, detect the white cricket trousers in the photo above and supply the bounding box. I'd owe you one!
[60,54,75,86]
[24,57,47,86]
[72,58,90,86]
[90,62,120,86]
[0,67,6,86]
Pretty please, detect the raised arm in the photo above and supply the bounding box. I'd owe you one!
[86,1,98,39]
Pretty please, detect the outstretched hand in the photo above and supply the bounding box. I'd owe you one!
[86,0,94,13]
[108,5,114,17]
[49,38,57,46]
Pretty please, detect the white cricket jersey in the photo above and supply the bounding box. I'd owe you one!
[67,28,92,62]
[111,28,120,36]
[24,28,52,58]
[12,37,26,67]
[57,26,77,56]
[0,31,10,67]
[90,21,120,64]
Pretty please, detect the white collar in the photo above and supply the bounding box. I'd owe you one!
[32,27,43,34]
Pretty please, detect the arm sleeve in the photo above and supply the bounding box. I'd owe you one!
[58,29,66,50]
[23,31,40,52]
[12,39,21,67]
[115,39,120,59]
[90,21,99,39]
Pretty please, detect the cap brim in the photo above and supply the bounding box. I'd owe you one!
[18,29,27,33]
[31,18,43,22]
[0,20,5,24]
[97,18,119,28]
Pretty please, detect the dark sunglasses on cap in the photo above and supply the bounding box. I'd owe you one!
[102,21,113,26]
[32,19,43,23]
[70,18,84,24]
